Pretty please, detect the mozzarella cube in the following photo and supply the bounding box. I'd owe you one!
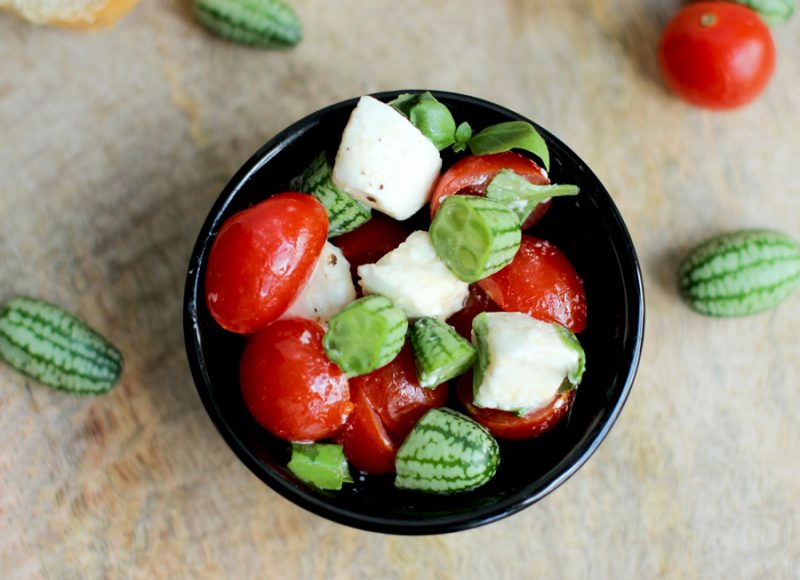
[281,242,356,324]
[332,96,441,220]
[472,312,583,413]
[358,231,469,320]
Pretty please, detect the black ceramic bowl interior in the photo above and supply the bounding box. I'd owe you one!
[184,90,644,534]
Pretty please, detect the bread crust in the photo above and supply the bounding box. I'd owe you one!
[1,0,140,29]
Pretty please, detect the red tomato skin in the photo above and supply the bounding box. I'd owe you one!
[239,319,351,442]
[429,152,551,229]
[658,2,775,110]
[446,284,502,340]
[350,344,449,442]
[457,374,575,441]
[333,385,398,475]
[477,236,587,333]
[205,193,328,334]
[333,214,412,278]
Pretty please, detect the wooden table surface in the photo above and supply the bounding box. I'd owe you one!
[1,1,798,577]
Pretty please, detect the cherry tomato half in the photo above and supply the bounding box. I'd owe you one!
[477,236,587,333]
[333,384,398,475]
[429,152,551,229]
[350,344,449,442]
[446,284,502,340]
[205,193,328,334]
[658,2,775,110]
[240,318,351,442]
[333,213,412,279]
[457,374,575,441]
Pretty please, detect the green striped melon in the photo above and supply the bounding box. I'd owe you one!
[395,408,500,493]
[430,195,521,283]
[291,152,372,237]
[0,297,123,394]
[409,317,476,388]
[191,0,302,49]
[679,229,800,317]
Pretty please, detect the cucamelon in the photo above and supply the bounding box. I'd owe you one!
[678,229,800,317]
[0,297,123,394]
[191,0,302,49]
[291,152,371,237]
[395,408,500,493]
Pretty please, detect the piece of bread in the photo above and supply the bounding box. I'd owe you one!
[0,0,140,29]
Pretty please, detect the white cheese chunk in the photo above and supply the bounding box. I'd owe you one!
[473,312,582,413]
[332,96,442,220]
[281,242,356,324]
[358,231,469,320]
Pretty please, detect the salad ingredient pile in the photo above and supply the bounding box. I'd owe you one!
[204,93,588,494]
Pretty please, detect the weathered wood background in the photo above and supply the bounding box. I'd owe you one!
[1,1,798,577]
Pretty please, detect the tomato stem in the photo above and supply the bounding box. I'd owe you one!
[700,13,717,27]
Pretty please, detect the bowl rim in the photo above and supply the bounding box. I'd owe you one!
[183,89,645,535]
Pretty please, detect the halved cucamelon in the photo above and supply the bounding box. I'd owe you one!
[291,152,371,237]
[486,169,579,224]
[287,443,353,490]
[395,408,500,493]
[0,297,123,395]
[323,295,408,377]
[409,317,476,387]
[429,195,521,283]
[679,229,800,317]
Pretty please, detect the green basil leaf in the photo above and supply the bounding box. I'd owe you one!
[729,0,794,25]
[409,94,457,150]
[468,121,550,171]
[388,93,421,116]
[454,121,473,145]
[486,169,578,223]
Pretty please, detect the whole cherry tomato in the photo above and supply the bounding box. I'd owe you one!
[333,384,398,475]
[446,284,502,340]
[658,2,775,110]
[477,236,587,333]
[239,319,351,442]
[456,374,575,441]
[350,344,448,441]
[429,152,551,230]
[332,214,412,279]
[205,193,328,334]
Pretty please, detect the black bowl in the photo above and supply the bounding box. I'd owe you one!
[184,90,644,534]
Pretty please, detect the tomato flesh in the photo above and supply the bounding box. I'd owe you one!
[350,344,449,442]
[446,284,502,340]
[429,152,551,229]
[658,2,775,110]
[457,374,575,441]
[477,235,587,333]
[205,193,328,334]
[333,384,398,475]
[239,318,351,442]
[333,213,412,278]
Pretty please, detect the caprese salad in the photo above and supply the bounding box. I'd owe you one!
[204,93,587,494]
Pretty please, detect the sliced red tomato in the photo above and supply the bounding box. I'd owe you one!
[429,152,551,229]
[333,385,398,475]
[456,374,575,441]
[239,318,351,442]
[350,343,449,442]
[446,284,502,340]
[205,192,328,334]
[333,213,412,278]
[477,235,587,333]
